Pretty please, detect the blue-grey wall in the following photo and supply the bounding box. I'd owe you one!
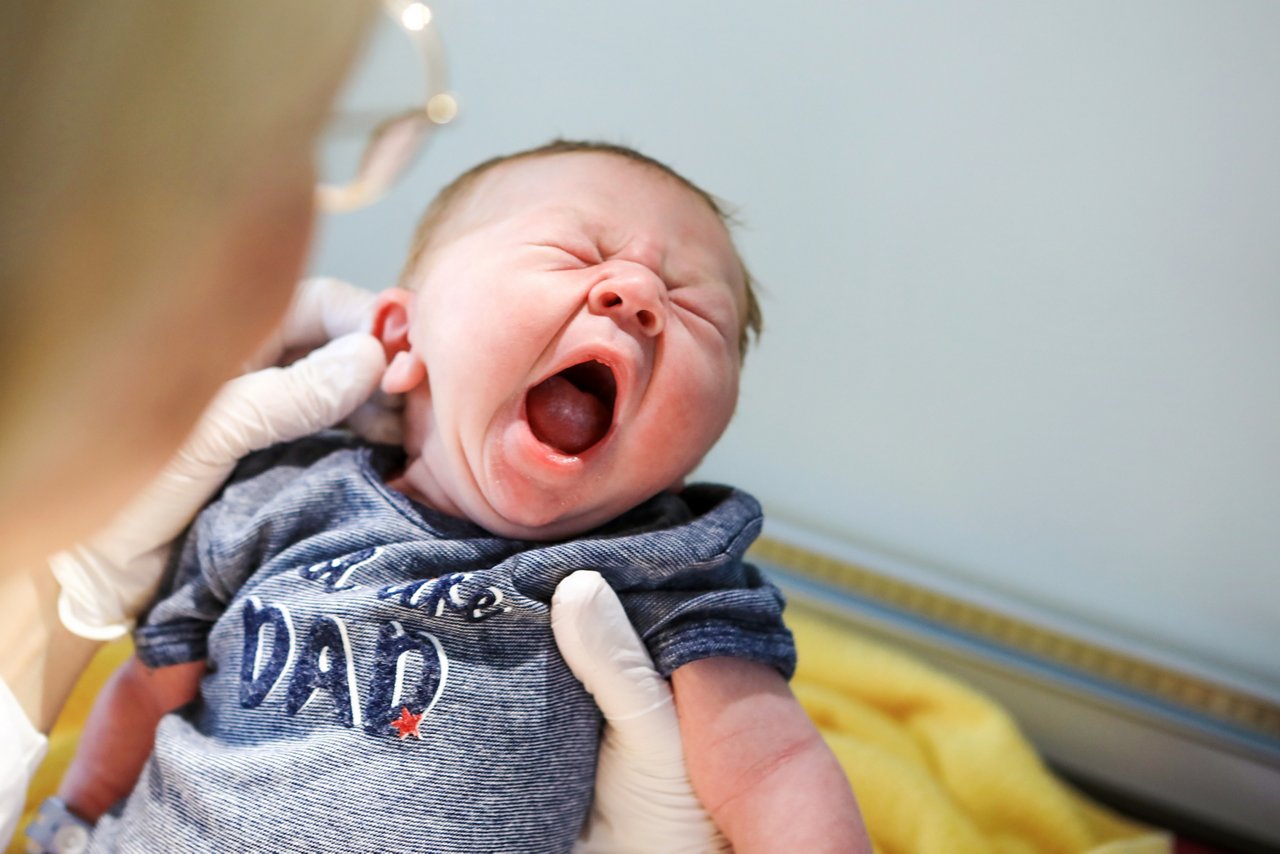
[310,1,1280,695]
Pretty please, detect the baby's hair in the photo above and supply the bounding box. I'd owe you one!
[398,139,763,357]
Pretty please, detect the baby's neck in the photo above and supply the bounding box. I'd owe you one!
[384,457,467,522]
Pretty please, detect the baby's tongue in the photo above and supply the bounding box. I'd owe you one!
[526,375,611,455]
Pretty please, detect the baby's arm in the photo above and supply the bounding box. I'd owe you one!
[57,656,205,821]
[672,657,871,853]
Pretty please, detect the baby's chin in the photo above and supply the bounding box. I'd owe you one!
[473,500,626,542]
[462,422,701,540]
[465,483,657,542]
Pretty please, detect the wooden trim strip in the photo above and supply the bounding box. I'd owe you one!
[749,535,1280,742]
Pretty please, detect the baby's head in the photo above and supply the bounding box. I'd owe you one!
[372,140,761,540]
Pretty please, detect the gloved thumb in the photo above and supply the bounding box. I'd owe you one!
[551,570,677,739]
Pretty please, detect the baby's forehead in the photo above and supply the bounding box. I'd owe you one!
[465,151,674,207]
[448,153,742,272]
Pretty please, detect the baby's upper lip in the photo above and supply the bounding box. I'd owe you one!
[536,344,628,387]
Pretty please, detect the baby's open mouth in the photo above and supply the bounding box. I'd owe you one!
[526,360,617,455]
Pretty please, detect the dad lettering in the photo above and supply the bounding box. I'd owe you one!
[239,596,448,739]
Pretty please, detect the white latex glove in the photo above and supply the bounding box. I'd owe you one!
[552,571,730,854]
[248,277,402,445]
[50,279,389,640]
[243,276,380,370]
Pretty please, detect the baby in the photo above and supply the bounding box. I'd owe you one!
[51,141,864,851]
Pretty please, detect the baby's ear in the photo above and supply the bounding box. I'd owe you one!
[372,288,426,394]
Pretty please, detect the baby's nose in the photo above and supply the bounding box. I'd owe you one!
[587,263,667,337]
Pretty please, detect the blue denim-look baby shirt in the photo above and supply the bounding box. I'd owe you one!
[89,433,794,853]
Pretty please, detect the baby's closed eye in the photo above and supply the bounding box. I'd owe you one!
[529,236,602,267]
[671,286,738,335]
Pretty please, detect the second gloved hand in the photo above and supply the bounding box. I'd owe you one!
[551,570,729,854]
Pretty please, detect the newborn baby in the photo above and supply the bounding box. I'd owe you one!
[54,141,865,852]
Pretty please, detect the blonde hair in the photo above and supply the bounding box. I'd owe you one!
[0,0,377,555]
[0,0,376,363]
[399,140,764,356]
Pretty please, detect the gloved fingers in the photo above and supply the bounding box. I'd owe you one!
[52,545,168,640]
[345,389,405,445]
[576,751,729,854]
[288,277,378,343]
[556,571,727,853]
[186,333,387,467]
[297,280,403,445]
[576,685,728,853]
[245,277,377,370]
[72,334,385,577]
[52,329,386,640]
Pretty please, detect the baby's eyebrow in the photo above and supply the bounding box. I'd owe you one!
[529,205,590,228]
[513,209,601,247]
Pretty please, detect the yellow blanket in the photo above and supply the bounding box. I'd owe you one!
[11,614,1169,853]
[788,609,1169,854]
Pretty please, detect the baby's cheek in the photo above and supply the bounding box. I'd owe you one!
[648,373,735,479]
[693,357,741,435]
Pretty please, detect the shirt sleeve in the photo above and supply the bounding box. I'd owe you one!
[131,510,232,669]
[592,486,796,679]
[619,562,795,680]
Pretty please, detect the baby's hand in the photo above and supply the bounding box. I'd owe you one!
[551,571,728,854]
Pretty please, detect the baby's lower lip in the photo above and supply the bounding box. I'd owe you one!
[506,406,591,473]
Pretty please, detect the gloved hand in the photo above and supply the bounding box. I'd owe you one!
[247,277,403,445]
[50,278,390,640]
[551,571,729,854]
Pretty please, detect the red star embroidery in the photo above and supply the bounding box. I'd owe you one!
[390,706,424,740]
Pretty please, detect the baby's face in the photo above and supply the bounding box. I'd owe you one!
[391,152,746,540]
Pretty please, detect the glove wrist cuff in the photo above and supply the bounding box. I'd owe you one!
[49,549,132,641]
